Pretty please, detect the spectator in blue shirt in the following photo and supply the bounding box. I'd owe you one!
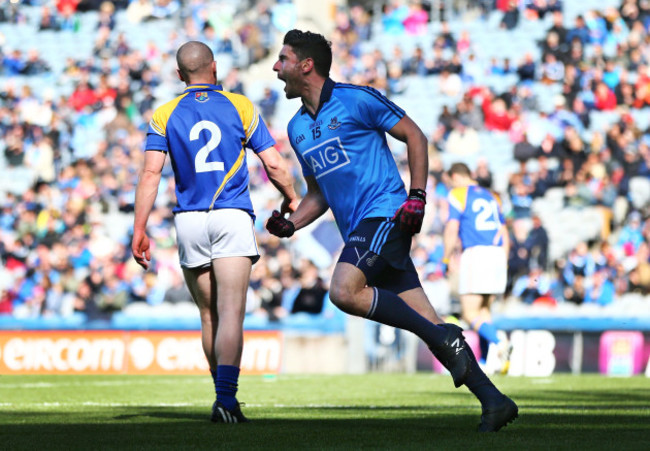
[3,49,25,75]
[566,15,590,46]
[584,268,615,306]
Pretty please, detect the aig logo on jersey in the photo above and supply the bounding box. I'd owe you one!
[303,137,350,179]
[195,92,209,102]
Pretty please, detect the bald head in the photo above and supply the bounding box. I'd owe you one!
[176,41,215,84]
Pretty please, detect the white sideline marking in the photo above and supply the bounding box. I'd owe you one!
[0,402,469,410]
[0,402,205,408]
[0,379,203,389]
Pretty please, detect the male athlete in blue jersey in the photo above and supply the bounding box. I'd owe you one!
[444,162,512,375]
[266,29,517,431]
[132,41,297,423]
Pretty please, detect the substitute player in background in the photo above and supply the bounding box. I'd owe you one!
[266,29,517,431]
[132,41,298,423]
[443,162,511,374]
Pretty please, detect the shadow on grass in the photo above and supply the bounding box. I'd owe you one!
[1,404,648,450]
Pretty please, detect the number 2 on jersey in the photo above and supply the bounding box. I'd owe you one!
[191,120,224,173]
[472,198,500,231]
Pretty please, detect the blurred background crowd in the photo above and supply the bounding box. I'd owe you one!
[0,0,648,329]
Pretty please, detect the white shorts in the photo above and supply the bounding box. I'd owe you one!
[174,209,259,268]
[458,245,507,295]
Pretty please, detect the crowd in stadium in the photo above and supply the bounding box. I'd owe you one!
[0,0,648,325]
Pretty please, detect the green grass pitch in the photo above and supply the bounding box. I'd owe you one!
[1,373,648,450]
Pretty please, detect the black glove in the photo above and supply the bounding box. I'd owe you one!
[266,210,296,238]
[392,188,426,234]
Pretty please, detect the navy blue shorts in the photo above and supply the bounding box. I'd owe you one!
[338,217,421,294]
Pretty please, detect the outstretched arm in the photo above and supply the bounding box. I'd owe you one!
[132,150,166,270]
[257,146,299,214]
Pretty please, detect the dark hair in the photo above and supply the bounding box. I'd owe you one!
[448,162,472,177]
[283,29,332,78]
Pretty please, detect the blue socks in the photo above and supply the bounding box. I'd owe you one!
[210,368,218,392]
[477,321,500,344]
[366,287,447,348]
[479,336,489,364]
[213,365,240,410]
[475,321,500,363]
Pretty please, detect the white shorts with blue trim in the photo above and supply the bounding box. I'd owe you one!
[174,209,259,268]
[458,245,507,295]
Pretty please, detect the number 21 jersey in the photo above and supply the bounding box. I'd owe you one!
[145,83,275,216]
[447,184,505,249]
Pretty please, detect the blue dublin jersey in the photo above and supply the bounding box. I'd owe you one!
[447,184,506,249]
[287,79,407,240]
[145,83,275,216]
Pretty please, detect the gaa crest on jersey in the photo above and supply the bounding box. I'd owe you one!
[195,92,209,102]
[302,137,350,179]
[327,116,342,130]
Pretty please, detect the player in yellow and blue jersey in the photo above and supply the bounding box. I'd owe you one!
[443,162,512,375]
[265,29,517,432]
[132,41,298,423]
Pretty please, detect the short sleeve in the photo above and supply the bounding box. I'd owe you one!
[245,111,276,154]
[447,187,466,221]
[145,117,169,152]
[345,86,405,131]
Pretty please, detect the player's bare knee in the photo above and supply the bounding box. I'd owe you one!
[328,285,357,313]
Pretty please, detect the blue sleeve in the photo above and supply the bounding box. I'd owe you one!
[447,201,462,221]
[145,128,168,152]
[345,86,405,131]
[246,116,275,154]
